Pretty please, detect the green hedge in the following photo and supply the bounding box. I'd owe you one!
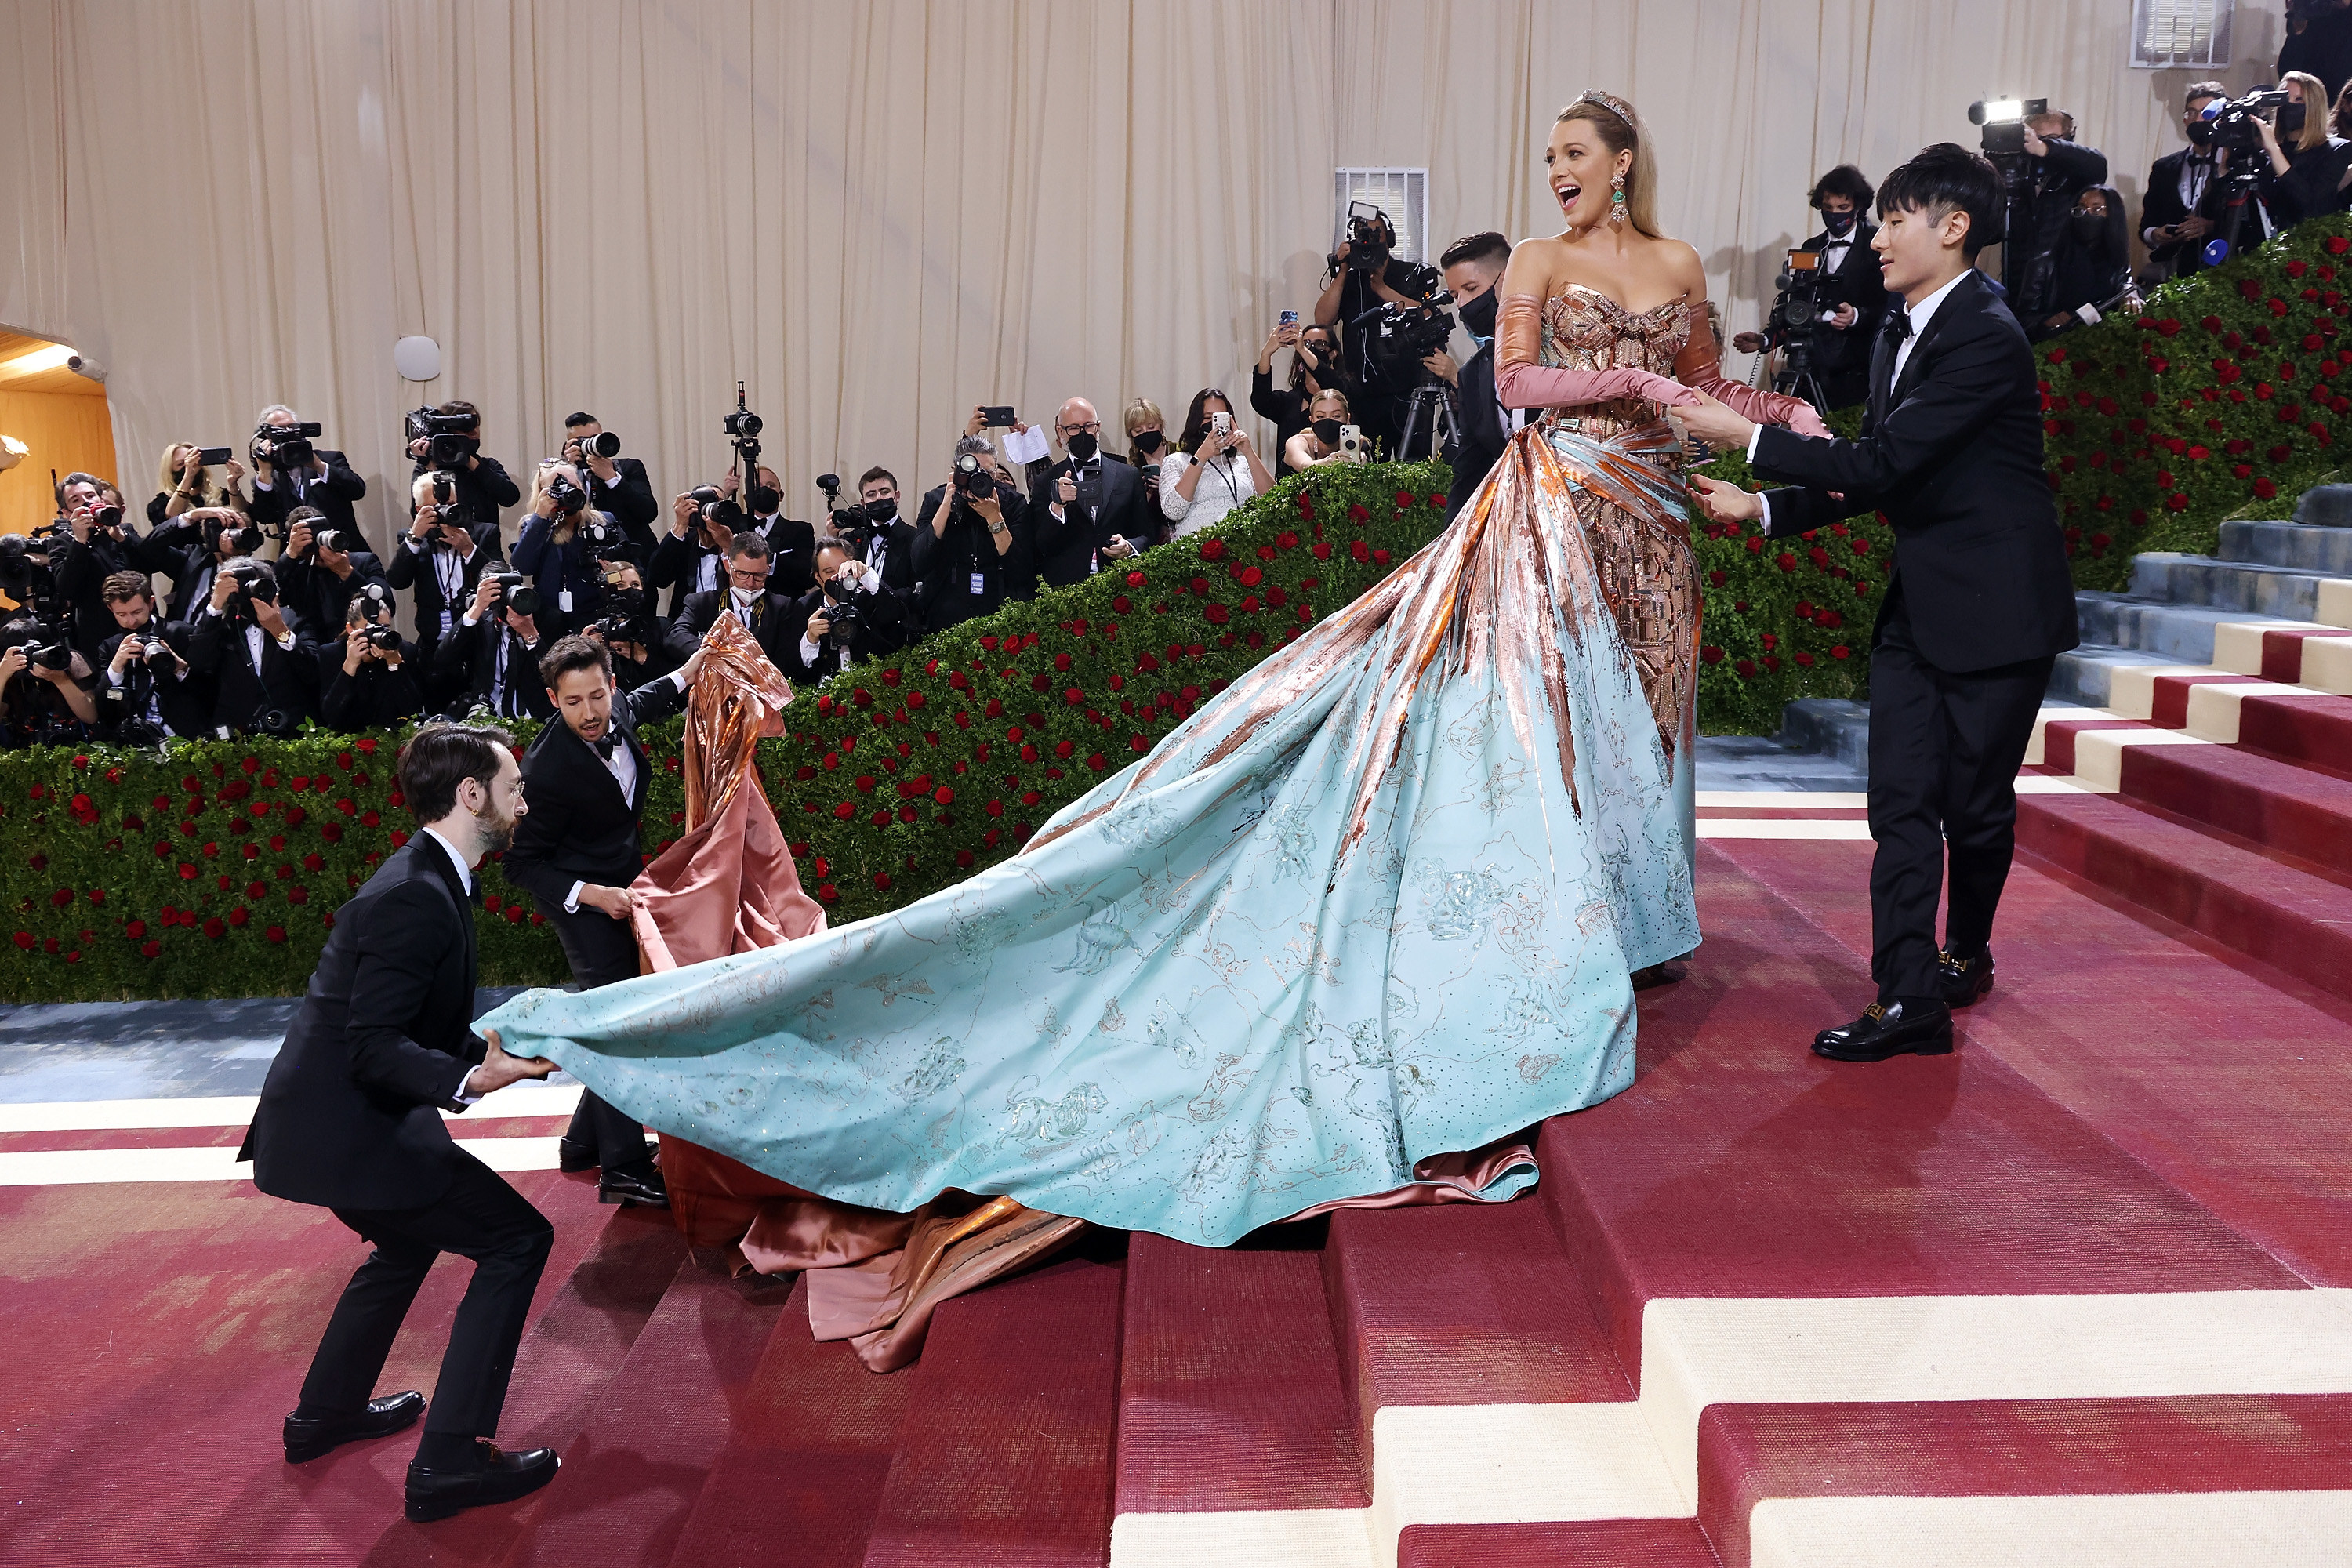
[0,461,1450,1002]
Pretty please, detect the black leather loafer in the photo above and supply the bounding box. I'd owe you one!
[598,1166,669,1209]
[283,1390,425,1463]
[1937,947,1995,1010]
[405,1443,559,1523]
[557,1137,597,1174]
[1811,1000,1955,1062]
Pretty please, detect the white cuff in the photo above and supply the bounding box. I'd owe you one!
[460,612,481,627]
[798,637,822,664]
[453,1065,488,1106]
[1756,492,1774,533]
[1746,424,1766,463]
[273,631,297,651]
[252,477,274,492]
[669,669,691,691]
[564,880,584,914]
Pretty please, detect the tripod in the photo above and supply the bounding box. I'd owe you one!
[1396,377,1457,463]
[1771,328,1835,420]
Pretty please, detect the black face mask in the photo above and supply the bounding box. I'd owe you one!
[2071,211,2108,243]
[1066,430,1099,464]
[1458,289,1498,339]
[2279,104,2309,136]
[2187,118,2217,147]
[863,496,897,524]
[1131,428,1166,456]
[749,485,780,515]
[1823,209,1857,238]
[1312,418,1344,445]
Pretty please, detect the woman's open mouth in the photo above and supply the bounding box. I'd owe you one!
[1555,182,1580,209]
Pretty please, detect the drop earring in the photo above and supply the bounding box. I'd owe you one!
[1609,170,1628,226]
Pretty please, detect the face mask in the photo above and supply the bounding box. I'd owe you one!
[1131,428,1166,456]
[2187,118,2217,147]
[2279,104,2308,136]
[749,485,780,515]
[1458,289,1499,339]
[863,496,897,524]
[2071,211,2107,242]
[1823,209,1857,238]
[1312,418,1344,445]
[1066,430,1098,464]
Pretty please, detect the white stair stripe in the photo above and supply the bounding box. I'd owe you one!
[2180,678,2319,745]
[2103,662,2218,721]
[1111,1289,2352,1568]
[2065,726,2216,793]
[2211,619,2318,677]
[0,1134,564,1185]
[1696,791,1868,810]
[0,1082,583,1134]
[2321,578,2352,630]
[2307,634,2352,695]
[1749,1490,2352,1568]
[1696,819,1871,840]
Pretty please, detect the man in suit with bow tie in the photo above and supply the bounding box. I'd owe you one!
[500,635,706,1203]
[1733,165,1889,411]
[1684,143,2077,1064]
[1028,397,1155,588]
[241,720,566,1522]
[663,533,797,670]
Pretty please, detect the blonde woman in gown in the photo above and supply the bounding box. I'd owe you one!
[477,93,1824,1348]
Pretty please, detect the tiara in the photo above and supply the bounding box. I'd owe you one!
[1576,89,1636,129]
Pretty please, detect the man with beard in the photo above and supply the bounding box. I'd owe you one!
[238,721,564,1523]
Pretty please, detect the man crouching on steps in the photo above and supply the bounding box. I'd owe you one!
[239,720,565,1522]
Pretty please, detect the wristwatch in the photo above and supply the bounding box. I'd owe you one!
[987,517,1007,535]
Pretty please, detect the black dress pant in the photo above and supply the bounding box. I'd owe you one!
[1865,584,2054,1000]
[548,899,653,1174]
[305,1151,554,1438]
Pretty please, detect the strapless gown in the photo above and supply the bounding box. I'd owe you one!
[478,285,1703,1253]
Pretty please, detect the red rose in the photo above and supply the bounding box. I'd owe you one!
[1349,539,1370,563]
[833,801,855,818]
[1054,739,1076,759]
[987,799,1005,817]
[302,852,323,870]
[9,932,27,950]
[873,872,892,890]
[1312,541,1332,560]
[1126,569,1147,587]
[1372,549,1391,564]
[266,925,289,943]
[288,887,309,906]
[934,786,954,805]
[1702,645,1725,664]
[1087,753,1107,770]
[49,887,71,907]
[1777,552,1798,572]
[817,883,840,905]
[1734,659,1756,678]
[1347,503,1370,522]
[177,863,197,880]
[1199,539,1227,561]
[1831,645,1851,660]
[1204,604,1231,625]
[2256,477,2279,499]
[140,940,161,958]
[872,809,893,826]
[1238,565,1263,587]
[202,917,226,939]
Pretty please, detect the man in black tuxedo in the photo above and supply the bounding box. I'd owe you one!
[249,405,368,538]
[1431,231,1514,521]
[406,400,522,527]
[2140,81,2231,281]
[389,475,508,712]
[648,490,731,620]
[320,591,428,733]
[663,533,797,669]
[95,572,207,741]
[239,720,564,1522]
[729,464,818,599]
[1733,165,1889,412]
[436,574,554,721]
[502,635,703,1201]
[847,466,924,594]
[276,508,390,639]
[557,412,659,554]
[187,559,319,735]
[1685,143,2077,1063]
[51,471,188,656]
[149,506,266,627]
[1028,398,1152,589]
[786,540,914,679]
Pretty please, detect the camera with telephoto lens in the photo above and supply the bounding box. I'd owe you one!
[15,633,72,672]
[952,452,996,500]
[577,512,622,548]
[572,429,622,463]
[312,526,354,555]
[405,407,477,468]
[489,571,540,619]
[2195,85,2294,154]
[252,419,322,471]
[140,636,173,662]
[208,513,267,557]
[817,586,862,644]
[1330,201,1395,275]
[686,485,746,539]
[362,625,401,652]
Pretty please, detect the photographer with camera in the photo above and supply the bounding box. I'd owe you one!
[1029,400,1149,589]
[1422,232,1515,520]
[716,463,816,599]
[835,467,921,593]
[1254,318,1351,477]
[2143,82,2234,280]
[650,485,736,619]
[95,572,202,742]
[150,506,266,627]
[1730,169,1887,412]
[788,538,911,681]
[2028,187,2139,343]
[514,459,627,635]
[249,405,366,541]
[0,619,99,745]
[320,586,425,734]
[921,436,1033,631]
[277,504,390,639]
[149,441,251,528]
[2254,71,2352,229]
[390,474,507,710]
[407,400,521,526]
[664,533,797,670]
[1160,390,1272,540]
[1316,206,1446,455]
[581,559,669,688]
[1119,401,1172,510]
[54,470,178,657]
[557,412,657,551]
[2001,109,2109,328]
[437,570,553,722]
[189,558,316,737]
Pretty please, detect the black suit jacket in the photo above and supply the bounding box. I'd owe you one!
[754,515,818,598]
[585,456,659,547]
[663,587,797,670]
[240,837,487,1210]
[434,617,554,720]
[1749,267,2078,675]
[914,483,1035,632]
[504,673,688,898]
[1026,456,1152,588]
[1443,343,1508,522]
[97,622,209,739]
[278,550,390,639]
[318,638,426,731]
[187,609,319,731]
[648,528,725,619]
[2141,148,2208,277]
[781,577,913,680]
[249,452,368,536]
[387,532,506,648]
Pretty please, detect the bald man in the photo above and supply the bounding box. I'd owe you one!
[1026,397,1156,588]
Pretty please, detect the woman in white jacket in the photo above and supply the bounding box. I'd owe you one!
[1158,387,1275,539]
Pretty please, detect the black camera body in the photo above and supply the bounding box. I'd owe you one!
[578,513,622,549]
[253,419,322,471]
[364,625,401,652]
[209,513,267,557]
[952,452,997,500]
[1766,247,1831,347]
[1361,289,1456,390]
[489,571,541,619]
[1330,204,1395,275]
[818,587,862,642]
[0,535,55,614]
[406,407,477,468]
[312,525,354,554]
[545,473,587,516]
[22,637,72,672]
[140,636,173,662]
[221,563,277,626]
[2200,86,2293,154]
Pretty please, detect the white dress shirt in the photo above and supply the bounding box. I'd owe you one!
[561,669,693,913]
[419,826,495,1107]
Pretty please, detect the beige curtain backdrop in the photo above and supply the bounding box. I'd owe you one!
[0,0,2290,568]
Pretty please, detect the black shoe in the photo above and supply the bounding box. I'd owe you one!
[557,1137,597,1174]
[404,1442,560,1523]
[1632,959,1689,991]
[1811,1000,1955,1062]
[283,1391,425,1464]
[599,1166,669,1209]
[1937,947,1995,1011]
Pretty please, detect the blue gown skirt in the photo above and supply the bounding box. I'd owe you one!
[479,424,1700,1247]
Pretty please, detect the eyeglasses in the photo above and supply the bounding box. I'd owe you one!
[1058,420,1102,435]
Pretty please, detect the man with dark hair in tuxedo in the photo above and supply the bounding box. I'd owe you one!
[1684,143,2077,1062]
[664,532,797,669]
[95,571,205,741]
[1733,165,1889,410]
[2141,81,2232,281]
[187,557,318,735]
[1430,230,1513,521]
[557,411,659,553]
[405,399,521,526]
[240,720,564,1523]
[848,465,923,593]
[500,635,704,1201]
[786,539,913,679]
[277,505,390,639]
[437,572,554,721]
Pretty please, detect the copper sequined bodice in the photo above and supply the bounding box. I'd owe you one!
[1538,285,1693,445]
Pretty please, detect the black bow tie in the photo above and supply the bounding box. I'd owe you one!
[594,732,619,760]
[1886,310,1913,343]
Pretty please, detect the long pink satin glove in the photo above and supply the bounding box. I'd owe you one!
[1493,361,1702,412]
[1686,375,1831,438]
